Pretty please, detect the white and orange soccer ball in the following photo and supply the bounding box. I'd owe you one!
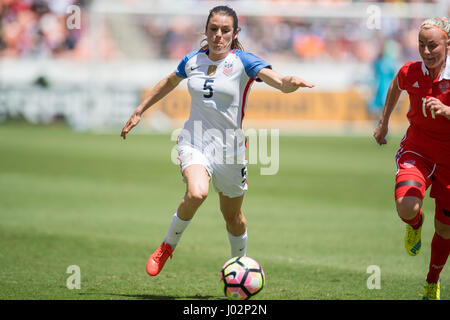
[219,256,265,300]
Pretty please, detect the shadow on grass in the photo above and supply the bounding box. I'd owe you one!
[78,292,223,300]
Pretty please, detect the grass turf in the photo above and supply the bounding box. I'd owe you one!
[0,123,447,300]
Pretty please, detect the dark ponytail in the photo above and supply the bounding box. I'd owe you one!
[200,5,244,51]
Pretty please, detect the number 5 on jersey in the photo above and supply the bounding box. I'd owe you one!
[203,79,214,98]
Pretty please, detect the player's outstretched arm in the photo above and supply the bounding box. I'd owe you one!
[256,68,314,93]
[121,72,183,139]
[373,75,402,145]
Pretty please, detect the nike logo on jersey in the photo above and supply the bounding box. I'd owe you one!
[412,81,419,88]
[190,66,200,71]
[443,209,450,217]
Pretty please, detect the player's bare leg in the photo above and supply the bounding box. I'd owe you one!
[396,196,422,221]
[396,196,425,256]
[219,193,247,257]
[177,164,210,220]
[146,165,210,276]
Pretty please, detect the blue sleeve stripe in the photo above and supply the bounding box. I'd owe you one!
[235,49,271,79]
[175,50,202,78]
[175,58,188,79]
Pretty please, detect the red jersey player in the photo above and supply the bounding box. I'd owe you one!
[374,17,450,300]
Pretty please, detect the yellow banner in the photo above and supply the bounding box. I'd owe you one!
[142,89,410,123]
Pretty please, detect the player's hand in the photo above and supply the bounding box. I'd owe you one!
[373,121,388,145]
[121,111,141,140]
[424,97,450,119]
[281,76,315,93]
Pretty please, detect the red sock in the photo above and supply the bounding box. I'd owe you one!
[401,210,423,230]
[426,232,450,284]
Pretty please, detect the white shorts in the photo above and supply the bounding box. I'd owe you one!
[176,144,248,198]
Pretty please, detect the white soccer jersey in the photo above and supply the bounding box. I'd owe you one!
[175,48,270,162]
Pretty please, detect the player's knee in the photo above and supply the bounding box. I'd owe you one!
[186,188,208,207]
[435,222,450,239]
[434,199,450,238]
[396,196,421,220]
[434,208,450,238]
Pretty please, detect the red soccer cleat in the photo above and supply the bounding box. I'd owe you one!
[146,242,174,276]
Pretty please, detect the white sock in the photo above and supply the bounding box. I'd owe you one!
[163,212,191,247]
[228,230,247,257]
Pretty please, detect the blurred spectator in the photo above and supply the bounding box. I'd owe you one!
[0,0,439,64]
[0,0,110,60]
[367,39,399,118]
[137,2,427,64]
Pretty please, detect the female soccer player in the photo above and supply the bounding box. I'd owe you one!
[121,6,314,277]
[373,17,450,300]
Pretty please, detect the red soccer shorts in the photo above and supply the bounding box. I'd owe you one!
[395,150,450,225]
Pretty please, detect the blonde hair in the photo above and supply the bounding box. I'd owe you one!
[420,17,450,40]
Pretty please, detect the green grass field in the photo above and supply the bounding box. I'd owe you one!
[0,123,447,300]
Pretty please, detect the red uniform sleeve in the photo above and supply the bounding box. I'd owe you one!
[397,62,413,91]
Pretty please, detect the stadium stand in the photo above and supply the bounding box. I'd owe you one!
[0,0,448,133]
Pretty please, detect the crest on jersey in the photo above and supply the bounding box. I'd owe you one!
[207,65,217,77]
[223,61,233,76]
[439,80,449,93]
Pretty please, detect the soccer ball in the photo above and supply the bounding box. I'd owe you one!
[219,256,265,300]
